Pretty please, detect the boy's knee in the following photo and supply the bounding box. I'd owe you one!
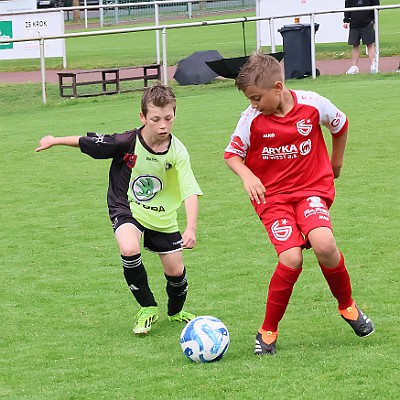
[313,238,337,258]
[312,238,340,267]
[279,249,303,270]
[119,242,140,257]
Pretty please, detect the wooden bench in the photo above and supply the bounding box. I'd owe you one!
[57,64,161,98]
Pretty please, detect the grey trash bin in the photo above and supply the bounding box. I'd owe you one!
[278,23,320,79]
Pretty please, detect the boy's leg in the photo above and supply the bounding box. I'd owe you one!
[115,223,157,307]
[308,227,353,309]
[256,257,302,356]
[143,230,194,323]
[159,252,194,322]
[297,198,373,337]
[308,227,374,337]
[297,197,352,308]
[262,248,303,332]
[256,203,306,355]
[115,221,158,334]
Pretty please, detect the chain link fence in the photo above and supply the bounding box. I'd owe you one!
[100,0,255,25]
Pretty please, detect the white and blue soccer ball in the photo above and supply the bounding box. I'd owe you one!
[180,316,230,363]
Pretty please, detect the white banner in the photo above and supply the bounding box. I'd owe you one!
[258,0,348,46]
[0,11,65,60]
[0,0,36,13]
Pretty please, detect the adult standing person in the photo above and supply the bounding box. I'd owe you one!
[343,0,380,74]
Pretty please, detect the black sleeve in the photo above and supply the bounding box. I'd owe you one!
[343,0,351,23]
[79,130,137,159]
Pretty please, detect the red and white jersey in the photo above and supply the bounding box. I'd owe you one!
[224,90,348,206]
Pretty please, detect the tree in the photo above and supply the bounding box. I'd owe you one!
[73,0,80,22]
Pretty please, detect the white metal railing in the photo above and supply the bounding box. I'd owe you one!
[1,4,398,104]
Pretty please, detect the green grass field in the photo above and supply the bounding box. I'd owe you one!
[1,73,399,399]
[1,0,399,71]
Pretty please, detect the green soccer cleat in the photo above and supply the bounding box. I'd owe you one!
[168,310,195,323]
[133,306,159,334]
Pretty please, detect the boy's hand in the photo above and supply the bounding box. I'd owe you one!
[35,135,56,152]
[243,175,266,205]
[182,227,196,249]
[332,165,342,179]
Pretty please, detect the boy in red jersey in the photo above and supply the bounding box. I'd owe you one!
[224,52,374,356]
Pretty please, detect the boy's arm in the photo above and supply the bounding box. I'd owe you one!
[182,194,199,249]
[225,155,266,204]
[331,130,348,179]
[35,135,82,152]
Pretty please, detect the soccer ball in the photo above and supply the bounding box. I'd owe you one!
[180,316,230,363]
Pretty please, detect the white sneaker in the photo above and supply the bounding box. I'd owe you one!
[370,61,378,74]
[346,66,359,74]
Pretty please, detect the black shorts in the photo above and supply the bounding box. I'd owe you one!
[111,214,183,254]
[348,22,375,46]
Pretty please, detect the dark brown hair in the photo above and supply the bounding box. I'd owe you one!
[141,83,176,116]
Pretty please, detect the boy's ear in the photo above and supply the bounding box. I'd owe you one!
[274,81,284,95]
[139,112,146,123]
[274,81,284,90]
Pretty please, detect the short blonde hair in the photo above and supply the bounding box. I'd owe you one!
[235,51,284,91]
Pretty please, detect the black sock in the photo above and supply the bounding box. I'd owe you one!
[165,268,188,316]
[121,254,157,307]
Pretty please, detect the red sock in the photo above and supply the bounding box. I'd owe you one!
[319,252,353,310]
[261,262,302,332]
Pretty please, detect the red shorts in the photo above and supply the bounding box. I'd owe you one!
[258,196,333,255]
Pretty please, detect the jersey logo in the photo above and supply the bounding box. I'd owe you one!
[297,119,313,136]
[307,196,324,207]
[93,133,105,144]
[331,111,343,128]
[303,197,330,220]
[123,153,137,169]
[271,220,292,241]
[299,139,312,156]
[131,175,163,202]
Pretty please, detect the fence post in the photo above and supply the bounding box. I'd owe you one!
[162,27,168,86]
[84,0,88,28]
[100,0,104,28]
[155,3,160,64]
[39,38,47,105]
[114,0,119,25]
[61,10,67,68]
[255,0,261,49]
[310,13,317,79]
[269,17,275,53]
[374,7,380,68]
